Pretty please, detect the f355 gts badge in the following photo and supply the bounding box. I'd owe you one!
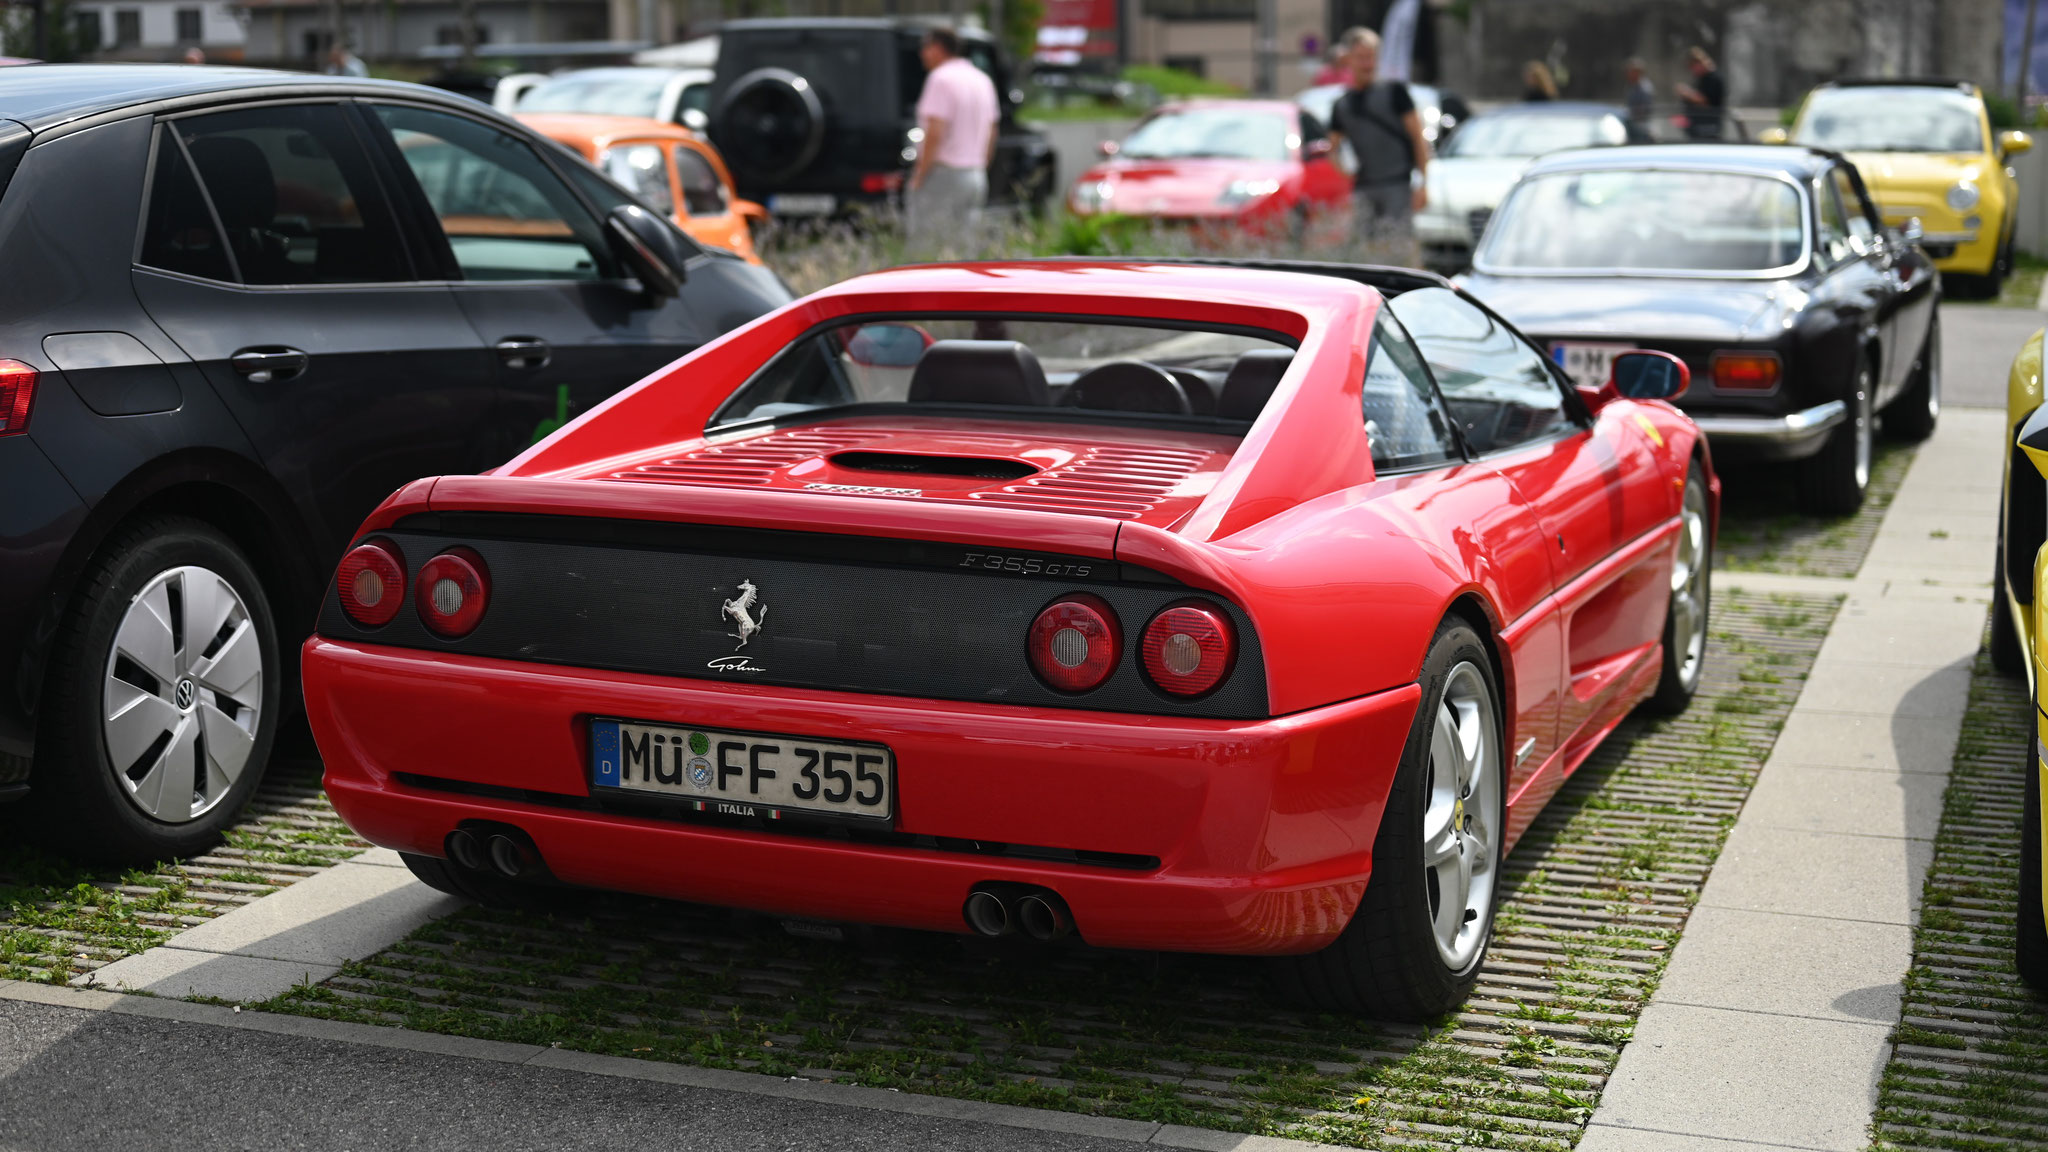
[721,579,768,650]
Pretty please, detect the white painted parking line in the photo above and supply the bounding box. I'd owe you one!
[1581,407,2005,1150]
[78,852,461,1002]
[0,979,1326,1152]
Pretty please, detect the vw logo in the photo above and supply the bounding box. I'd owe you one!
[174,677,196,710]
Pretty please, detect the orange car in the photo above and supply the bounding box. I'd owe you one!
[520,113,765,264]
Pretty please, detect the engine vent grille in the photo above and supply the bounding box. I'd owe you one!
[603,429,893,486]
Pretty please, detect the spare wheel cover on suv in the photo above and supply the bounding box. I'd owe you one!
[716,67,827,183]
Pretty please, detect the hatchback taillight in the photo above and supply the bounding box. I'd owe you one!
[416,548,490,638]
[1027,594,1121,692]
[1141,603,1236,697]
[0,360,37,436]
[336,539,406,628]
[1711,352,1781,391]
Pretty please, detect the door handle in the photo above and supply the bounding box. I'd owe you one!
[229,347,308,384]
[495,337,551,371]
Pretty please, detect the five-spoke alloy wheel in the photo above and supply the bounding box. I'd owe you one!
[1647,461,1711,714]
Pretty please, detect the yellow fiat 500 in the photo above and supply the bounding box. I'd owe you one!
[1994,331,2048,987]
[1771,80,2029,298]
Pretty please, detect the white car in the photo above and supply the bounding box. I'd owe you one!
[1415,102,1628,273]
[505,66,715,131]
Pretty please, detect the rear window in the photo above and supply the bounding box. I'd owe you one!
[1480,169,1807,273]
[711,316,1295,430]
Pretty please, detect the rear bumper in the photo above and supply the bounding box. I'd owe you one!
[1689,399,1845,462]
[304,638,1422,955]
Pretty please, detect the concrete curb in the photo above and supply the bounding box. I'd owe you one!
[0,978,1323,1152]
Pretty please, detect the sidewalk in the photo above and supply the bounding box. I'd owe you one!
[1579,407,2004,1151]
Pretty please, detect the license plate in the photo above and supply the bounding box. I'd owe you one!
[591,719,893,824]
[768,193,836,216]
[1550,341,1635,391]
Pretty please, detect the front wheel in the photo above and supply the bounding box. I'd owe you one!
[1645,461,1711,714]
[1887,315,1940,443]
[1273,619,1503,1020]
[1798,358,1873,515]
[29,517,280,863]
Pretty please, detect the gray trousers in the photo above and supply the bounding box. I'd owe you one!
[906,165,988,249]
[1353,180,1419,267]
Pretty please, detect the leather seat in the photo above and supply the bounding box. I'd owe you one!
[1064,361,1191,414]
[186,136,288,284]
[907,340,1052,407]
[1216,350,1294,420]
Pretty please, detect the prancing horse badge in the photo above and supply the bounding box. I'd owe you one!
[721,579,767,650]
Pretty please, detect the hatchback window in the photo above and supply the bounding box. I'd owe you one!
[168,104,409,285]
[138,127,235,282]
[375,105,612,282]
[1388,287,1571,454]
[674,147,728,216]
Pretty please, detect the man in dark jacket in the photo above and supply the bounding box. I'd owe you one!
[1327,26,1431,266]
[1676,45,1726,140]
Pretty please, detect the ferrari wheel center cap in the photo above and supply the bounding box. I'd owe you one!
[1453,796,1465,830]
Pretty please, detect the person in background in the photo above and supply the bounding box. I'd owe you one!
[907,26,998,249]
[1312,43,1348,86]
[1624,56,1655,142]
[1522,61,1559,102]
[1676,45,1725,139]
[181,46,205,65]
[324,43,368,77]
[1327,26,1430,266]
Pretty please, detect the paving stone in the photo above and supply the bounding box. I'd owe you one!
[1740,762,1949,841]
[1702,822,1934,926]
[82,947,339,1002]
[1767,706,1962,775]
[1651,905,1912,1024]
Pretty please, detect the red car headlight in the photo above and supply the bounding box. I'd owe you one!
[416,547,490,639]
[336,539,405,628]
[1027,593,1121,692]
[1141,603,1236,697]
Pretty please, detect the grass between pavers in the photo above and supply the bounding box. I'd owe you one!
[1870,640,2048,1151]
[1715,440,1916,578]
[0,748,368,985]
[249,589,1837,1150]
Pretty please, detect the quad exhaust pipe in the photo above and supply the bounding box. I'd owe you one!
[963,884,1074,941]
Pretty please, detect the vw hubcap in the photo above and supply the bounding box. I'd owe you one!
[1668,480,1709,692]
[101,566,263,824]
[1423,661,1501,970]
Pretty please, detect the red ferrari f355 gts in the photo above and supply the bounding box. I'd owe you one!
[303,260,1715,1020]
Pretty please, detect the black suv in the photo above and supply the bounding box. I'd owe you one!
[708,18,1057,219]
[0,65,789,861]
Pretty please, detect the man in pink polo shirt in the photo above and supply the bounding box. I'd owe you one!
[908,26,999,246]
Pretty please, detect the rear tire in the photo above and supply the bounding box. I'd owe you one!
[1645,462,1711,715]
[1798,358,1873,515]
[1887,315,1940,443]
[29,516,279,864]
[2018,695,2048,991]
[1273,619,1503,1021]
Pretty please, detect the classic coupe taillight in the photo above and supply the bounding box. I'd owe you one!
[1027,594,1121,692]
[1711,352,1781,391]
[1141,603,1236,697]
[416,548,490,638]
[336,539,406,628]
[0,359,37,436]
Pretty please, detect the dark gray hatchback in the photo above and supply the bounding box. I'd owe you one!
[0,65,790,862]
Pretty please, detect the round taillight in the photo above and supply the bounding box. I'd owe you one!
[1141,603,1236,697]
[1027,593,1121,693]
[336,539,405,628]
[415,547,490,639]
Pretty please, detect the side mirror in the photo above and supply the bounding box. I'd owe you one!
[2002,129,2033,157]
[1097,139,1120,157]
[1610,349,1690,401]
[2020,401,2048,481]
[733,199,769,224]
[1758,126,1790,145]
[1303,138,1334,161]
[604,204,689,299]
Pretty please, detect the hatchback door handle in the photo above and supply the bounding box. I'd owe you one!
[495,337,551,370]
[229,347,308,384]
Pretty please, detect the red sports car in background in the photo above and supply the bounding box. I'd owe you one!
[302,260,1713,1020]
[1067,101,1351,233]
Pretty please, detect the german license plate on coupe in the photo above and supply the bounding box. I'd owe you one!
[591,719,893,823]
[1550,341,1635,391]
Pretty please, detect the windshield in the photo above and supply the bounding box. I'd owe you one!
[711,316,1293,430]
[1793,87,1984,153]
[1120,108,1292,162]
[518,72,668,118]
[1482,169,1806,272]
[1443,112,1624,158]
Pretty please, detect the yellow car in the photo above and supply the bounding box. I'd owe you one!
[1769,80,2030,298]
[1995,330,2048,987]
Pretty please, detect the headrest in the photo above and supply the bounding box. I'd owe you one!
[907,340,1051,407]
[1217,349,1294,420]
[186,136,277,229]
[1064,361,1191,415]
[1167,368,1216,415]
